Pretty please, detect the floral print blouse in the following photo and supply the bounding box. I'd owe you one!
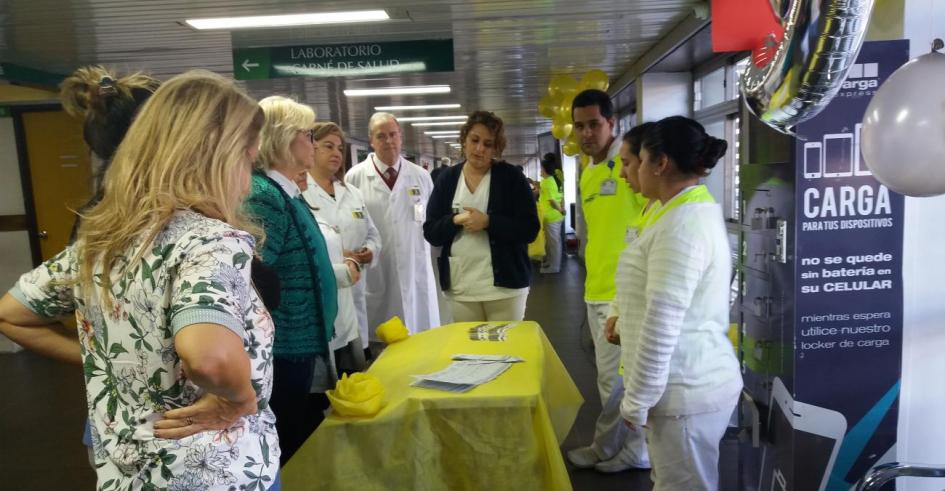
[9,210,279,490]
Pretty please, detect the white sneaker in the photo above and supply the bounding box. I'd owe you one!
[566,446,601,469]
[593,454,650,473]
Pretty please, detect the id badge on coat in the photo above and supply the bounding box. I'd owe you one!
[414,202,426,222]
[600,179,617,196]
[351,207,365,219]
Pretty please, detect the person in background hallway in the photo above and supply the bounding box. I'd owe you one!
[246,96,338,466]
[0,71,281,489]
[59,65,162,463]
[345,112,440,334]
[539,153,565,274]
[610,116,742,490]
[61,66,160,241]
[566,89,650,473]
[423,111,539,322]
[300,122,378,372]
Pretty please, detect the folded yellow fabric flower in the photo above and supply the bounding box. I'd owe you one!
[376,316,409,344]
[326,372,385,418]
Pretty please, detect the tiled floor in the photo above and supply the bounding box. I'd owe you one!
[0,254,737,490]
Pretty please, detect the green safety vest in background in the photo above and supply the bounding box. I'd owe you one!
[539,175,565,223]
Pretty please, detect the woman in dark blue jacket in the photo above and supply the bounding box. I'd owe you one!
[424,111,539,322]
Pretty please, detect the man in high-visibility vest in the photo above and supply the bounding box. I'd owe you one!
[566,89,650,473]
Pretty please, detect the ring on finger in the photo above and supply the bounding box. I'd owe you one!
[187,417,195,426]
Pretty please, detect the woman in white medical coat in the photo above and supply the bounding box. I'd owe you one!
[301,122,381,357]
[294,174,364,379]
[345,113,440,334]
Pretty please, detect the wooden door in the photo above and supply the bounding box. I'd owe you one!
[22,111,92,260]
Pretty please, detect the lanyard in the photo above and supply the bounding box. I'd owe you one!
[606,159,617,178]
[642,185,715,229]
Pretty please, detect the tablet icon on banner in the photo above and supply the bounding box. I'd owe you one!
[803,123,871,180]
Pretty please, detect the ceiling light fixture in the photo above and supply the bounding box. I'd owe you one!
[411,121,466,127]
[396,115,467,122]
[424,130,461,135]
[344,85,450,97]
[375,104,461,111]
[431,135,460,139]
[186,10,389,30]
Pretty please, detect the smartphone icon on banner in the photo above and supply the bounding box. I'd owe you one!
[804,142,823,179]
[854,123,872,176]
[823,134,854,178]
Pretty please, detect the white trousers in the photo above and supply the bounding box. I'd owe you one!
[450,294,528,322]
[541,219,563,273]
[587,303,649,466]
[647,398,738,491]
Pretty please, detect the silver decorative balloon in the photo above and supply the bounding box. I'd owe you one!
[740,0,876,134]
[861,48,945,197]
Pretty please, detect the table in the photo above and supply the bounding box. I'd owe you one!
[281,321,584,490]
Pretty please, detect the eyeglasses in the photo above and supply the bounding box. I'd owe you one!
[302,129,315,142]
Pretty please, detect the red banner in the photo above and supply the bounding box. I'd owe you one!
[711,0,784,53]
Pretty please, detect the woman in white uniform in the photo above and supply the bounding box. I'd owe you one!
[423,111,539,322]
[301,122,381,359]
[611,116,742,491]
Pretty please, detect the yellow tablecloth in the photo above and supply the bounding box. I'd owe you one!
[282,321,583,491]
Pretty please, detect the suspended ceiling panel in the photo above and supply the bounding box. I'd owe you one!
[0,0,701,159]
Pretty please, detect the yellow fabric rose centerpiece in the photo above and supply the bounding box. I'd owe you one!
[326,372,386,418]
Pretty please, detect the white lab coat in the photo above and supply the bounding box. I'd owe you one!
[346,153,440,334]
[307,211,359,351]
[303,174,382,347]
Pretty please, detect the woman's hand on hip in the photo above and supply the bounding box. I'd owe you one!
[153,392,257,440]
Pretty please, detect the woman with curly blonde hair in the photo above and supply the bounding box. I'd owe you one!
[0,70,282,490]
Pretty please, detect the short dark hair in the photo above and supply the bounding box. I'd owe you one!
[539,152,558,175]
[621,122,656,156]
[459,110,507,157]
[571,89,614,120]
[641,116,728,176]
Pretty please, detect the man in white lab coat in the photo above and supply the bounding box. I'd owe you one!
[346,112,441,334]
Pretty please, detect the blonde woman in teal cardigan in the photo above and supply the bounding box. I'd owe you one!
[245,96,338,466]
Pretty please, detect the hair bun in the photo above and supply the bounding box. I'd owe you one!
[698,137,728,170]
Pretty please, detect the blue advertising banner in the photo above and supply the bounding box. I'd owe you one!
[793,40,909,489]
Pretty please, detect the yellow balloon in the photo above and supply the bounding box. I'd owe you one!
[563,139,580,156]
[538,94,556,118]
[549,74,578,98]
[580,69,610,92]
[551,120,573,140]
[554,94,573,122]
[560,88,578,114]
[566,129,580,146]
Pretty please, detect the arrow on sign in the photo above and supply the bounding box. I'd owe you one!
[242,59,260,72]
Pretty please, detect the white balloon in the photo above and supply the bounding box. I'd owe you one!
[861,51,945,197]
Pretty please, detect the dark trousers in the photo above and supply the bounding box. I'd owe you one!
[269,356,329,466]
